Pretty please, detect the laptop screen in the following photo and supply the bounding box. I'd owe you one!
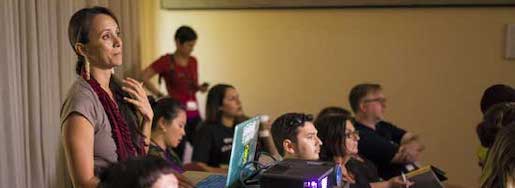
[225,116,260,187]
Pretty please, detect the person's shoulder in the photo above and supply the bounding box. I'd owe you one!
[60,78,101,126]
[154,53,172,64]
[378,121,402,130]
[353,120,368,130]
[189,56,198,62]
[197,122,222,132]
[63,78,96,103]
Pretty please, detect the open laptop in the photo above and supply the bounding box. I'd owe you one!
[185,116,261,188]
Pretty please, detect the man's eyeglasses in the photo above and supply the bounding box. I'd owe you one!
[363,97,387,104]
[345,130,360,139]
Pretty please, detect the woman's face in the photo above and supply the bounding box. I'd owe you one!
[82,14,123,68]
[219,88,243,118]
[176,40,196,57]
[163,110,187,148]
[344,120,360,155]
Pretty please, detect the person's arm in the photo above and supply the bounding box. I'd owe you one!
[194,162,228,173]
[190,59,209,93]
[140,66,165,97]
[258,120,280,159]
[122,77,153,153]
[370,176,414,188]
[400,132,424,163]
[62,114,98,188]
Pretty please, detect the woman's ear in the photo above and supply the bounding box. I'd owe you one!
[157,117,168,133]
[283,139,296,155]
[74,43,87,57]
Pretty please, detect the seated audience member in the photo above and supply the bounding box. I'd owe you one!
[476,84,515,167]
[98,156,178,188]
[148,97,186,172]
[477,103,515,167]
[480,123,515,188]
[148,97,194,188]
[192,84,246,172]
[349,83,424,179]
[316,115,413,188]
[192,84,279,172]
[316,106,351,121]
[270,113,322,160]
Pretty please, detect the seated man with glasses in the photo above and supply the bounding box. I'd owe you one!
[349,83,424,180]
[270,113,322,160]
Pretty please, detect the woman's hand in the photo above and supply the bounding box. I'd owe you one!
[199,82,210,93]
[340,164,355,184]
[122,77,153,122]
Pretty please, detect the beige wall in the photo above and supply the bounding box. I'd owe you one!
[140,1,515,187]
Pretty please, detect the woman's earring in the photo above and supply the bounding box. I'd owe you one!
[85,60,91,80]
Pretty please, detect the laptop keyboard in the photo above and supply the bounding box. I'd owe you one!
[196,175,227,188]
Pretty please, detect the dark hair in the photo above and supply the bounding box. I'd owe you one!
[480,84,515,114]
[205,84,235,124]
[480,123,515,188]
[68,6,119,75]
[99,156,176,188]
[349,83,382,113]
[316,106,351,122]
[175,26,197,44]
[315,115,350,161]
[271,113,313,157]
[477,102,515,148]
[150,97,185,131]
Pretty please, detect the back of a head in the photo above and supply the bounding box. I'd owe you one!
[314,115,349,161]
[99,156,176,188]
[150,97,184,131]
[175,25,197,44]
[477,102,515,148]
[316,106,351,122]
[480,84,515,114]
[480,122,515,188]
[349,83,382,113]
[271,113,313,157]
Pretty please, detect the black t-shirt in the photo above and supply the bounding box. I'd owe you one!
[353,120,407,180]
[192,122,234,167]
[347,157,381,188]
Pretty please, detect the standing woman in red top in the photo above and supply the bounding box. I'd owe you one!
[141,26,209,160]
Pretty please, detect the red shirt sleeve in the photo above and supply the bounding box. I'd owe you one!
[150,54,171,74]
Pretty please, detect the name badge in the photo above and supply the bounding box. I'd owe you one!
[186,101,198,111]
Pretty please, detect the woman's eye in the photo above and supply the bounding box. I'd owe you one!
[102,34,110,40]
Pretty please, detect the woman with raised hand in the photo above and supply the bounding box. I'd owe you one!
[61,6,152,188]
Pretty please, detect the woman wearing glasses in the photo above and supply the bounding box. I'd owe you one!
[316,115,413,188]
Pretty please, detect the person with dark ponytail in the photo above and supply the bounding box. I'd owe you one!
[61,6,153,188]
[141,26,209,161]
[147,97,194,188]
[192,84,245,173]
[147,97,186,172]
